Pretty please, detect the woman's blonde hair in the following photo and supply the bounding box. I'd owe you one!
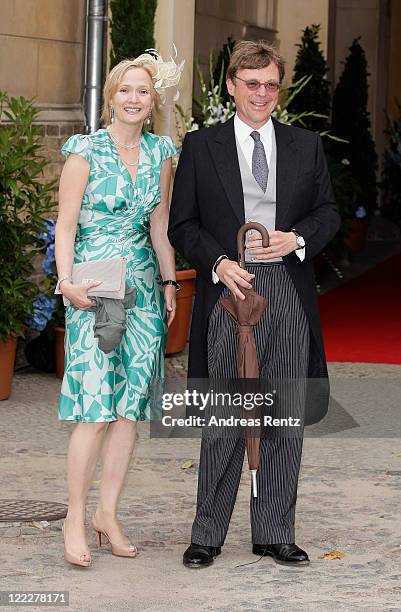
[101,58,160,127]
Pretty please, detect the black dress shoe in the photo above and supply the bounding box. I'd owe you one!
[252,543,310,566]
[183,544,221,568]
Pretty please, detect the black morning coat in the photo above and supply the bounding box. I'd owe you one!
[168,117,341,425]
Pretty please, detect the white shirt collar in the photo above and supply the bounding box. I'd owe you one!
[234,113,273,147]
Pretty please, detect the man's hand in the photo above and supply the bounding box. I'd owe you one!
[215,258,255,300]
[247,230,298,259]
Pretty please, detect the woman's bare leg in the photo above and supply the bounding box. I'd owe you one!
[64,421,108,562]
[93,416,138,554]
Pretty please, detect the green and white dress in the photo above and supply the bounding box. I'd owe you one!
[59,129,177,422]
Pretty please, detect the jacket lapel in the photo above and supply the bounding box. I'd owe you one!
[206,117,300,228]
[273,118,300,229]
[207,117,245,225]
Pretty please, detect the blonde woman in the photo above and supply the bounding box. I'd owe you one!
[55,51,183,567]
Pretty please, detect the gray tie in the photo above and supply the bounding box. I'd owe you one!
[250,131,268,192]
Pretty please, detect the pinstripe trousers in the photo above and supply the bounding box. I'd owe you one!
[191,264,310,546]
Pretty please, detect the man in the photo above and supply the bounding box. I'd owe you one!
[168,41,340,569]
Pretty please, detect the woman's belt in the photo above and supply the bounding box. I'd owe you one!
[75,224,149,242]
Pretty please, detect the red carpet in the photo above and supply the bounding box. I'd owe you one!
[319,253,401,364]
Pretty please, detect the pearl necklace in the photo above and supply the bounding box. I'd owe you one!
[108,130,141,150]
[123,157,139,167]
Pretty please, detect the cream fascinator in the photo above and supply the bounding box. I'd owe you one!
[133,46,185,104]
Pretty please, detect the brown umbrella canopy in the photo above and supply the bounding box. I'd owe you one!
[220,222,269,497]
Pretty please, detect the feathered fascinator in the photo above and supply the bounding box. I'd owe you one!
[133,46,185,103]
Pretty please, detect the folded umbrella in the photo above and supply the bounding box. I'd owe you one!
[220,222,269,497]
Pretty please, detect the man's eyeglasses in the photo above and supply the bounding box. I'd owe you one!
[234,75,281,93]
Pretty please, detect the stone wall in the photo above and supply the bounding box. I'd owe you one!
[1,2,97,371]
[194,0,277,81]
[38,123,85,197]
[0,0,87,189]
[0,0,86,106]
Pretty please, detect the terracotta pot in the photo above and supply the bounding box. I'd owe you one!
[166,269,196,354]
[54,326,65,380]
[0,335,18,400]
[345,218,368,252]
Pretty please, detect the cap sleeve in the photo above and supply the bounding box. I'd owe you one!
[159,135,178,161]
[61,134,92,162]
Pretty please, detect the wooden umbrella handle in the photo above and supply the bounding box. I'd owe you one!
[237,222,270,269]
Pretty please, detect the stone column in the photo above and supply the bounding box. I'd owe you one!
[387,0,401,119]
[275,0,329,85]
[154,0,195,142]
[331,0,391,167]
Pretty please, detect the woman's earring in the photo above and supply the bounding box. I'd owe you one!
[110,107,115,124]
[146,110,152,126]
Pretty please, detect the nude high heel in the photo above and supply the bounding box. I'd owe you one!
[92,515,138,558]
[62,520,91,567]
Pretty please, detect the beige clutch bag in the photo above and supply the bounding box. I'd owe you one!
[56,257,127,306]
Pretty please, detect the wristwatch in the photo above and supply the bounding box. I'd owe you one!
[213,254,228,273]
[291,229,305,250]
[161,279,181,291]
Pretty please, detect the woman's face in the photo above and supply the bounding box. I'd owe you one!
[110,67,153,127]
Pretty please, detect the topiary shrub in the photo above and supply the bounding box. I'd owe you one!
[331,38,378,216]
[109,0,157,67]
[287,24,331,134]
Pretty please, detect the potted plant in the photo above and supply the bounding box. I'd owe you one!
[25,218,65,378]
[0,92,55,399]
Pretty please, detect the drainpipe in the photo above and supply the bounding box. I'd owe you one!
[84,0,107,133]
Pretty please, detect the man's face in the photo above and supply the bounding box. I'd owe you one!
[226,64,280,129]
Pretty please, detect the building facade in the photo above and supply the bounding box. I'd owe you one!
[0,0,400,179]
[0,0,87,183]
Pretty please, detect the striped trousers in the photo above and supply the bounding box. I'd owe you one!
[191,264,310,546]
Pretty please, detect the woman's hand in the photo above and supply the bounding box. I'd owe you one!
[164,284,177,327]
[60,280,101,310]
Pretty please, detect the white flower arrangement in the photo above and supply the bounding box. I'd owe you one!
[175,53,234,138]
[175,58,345,147]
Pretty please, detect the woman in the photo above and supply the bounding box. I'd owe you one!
[55,51,183,567]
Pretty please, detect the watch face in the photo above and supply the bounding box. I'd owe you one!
[297,236,305,248]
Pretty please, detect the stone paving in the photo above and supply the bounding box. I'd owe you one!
[1,357,401,612]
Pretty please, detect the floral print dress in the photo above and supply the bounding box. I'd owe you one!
[58,129,177,422]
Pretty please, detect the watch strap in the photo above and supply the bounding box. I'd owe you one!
[213,254,228,273]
